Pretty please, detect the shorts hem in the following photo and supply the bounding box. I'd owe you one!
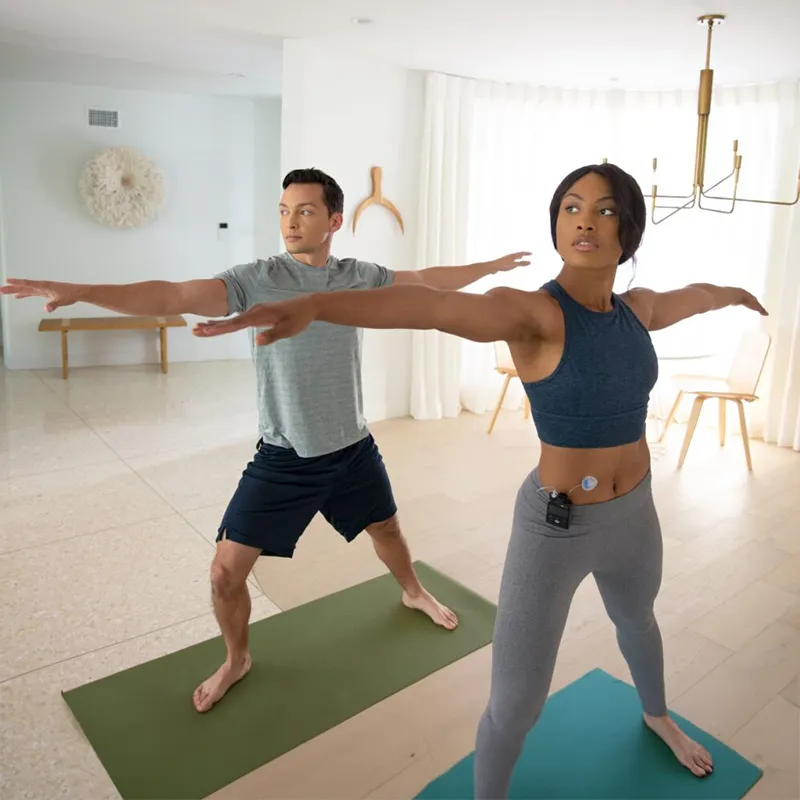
[216,524,296,559]
[334,504,398,542]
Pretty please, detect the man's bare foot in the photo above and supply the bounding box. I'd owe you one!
[193,655,251,713]
[644,712,713,777]
[402,589,458,630]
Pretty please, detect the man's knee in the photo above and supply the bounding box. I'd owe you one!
[210,559,246,597]
[366,514,402,540]
[211,536,258,596]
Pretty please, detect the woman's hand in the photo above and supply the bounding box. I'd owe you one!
[193,296,317,345]
[735,289,768,316]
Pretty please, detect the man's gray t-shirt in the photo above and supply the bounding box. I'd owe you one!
[215,252,394,458]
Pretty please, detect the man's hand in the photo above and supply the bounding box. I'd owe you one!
[1,279,82,312]
[193,296,317,345]
[398,251,532,291]
[487,251,532,273]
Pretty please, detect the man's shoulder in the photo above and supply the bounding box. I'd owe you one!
[221,258,271,278]
[329,255,393,289]
[216,257,294,307]
[330,255,376,270]
[234,254,296,283]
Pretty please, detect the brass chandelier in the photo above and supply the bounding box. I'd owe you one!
[648,14,800,224]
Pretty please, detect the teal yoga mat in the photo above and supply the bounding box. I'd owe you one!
[417,669,762,799]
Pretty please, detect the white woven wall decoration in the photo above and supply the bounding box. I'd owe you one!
[78,146,166,228]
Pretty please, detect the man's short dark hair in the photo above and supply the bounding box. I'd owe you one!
[282,168,344,216]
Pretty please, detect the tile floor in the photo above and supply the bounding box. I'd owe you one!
[1,359,798,799]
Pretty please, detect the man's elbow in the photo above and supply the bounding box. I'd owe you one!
[393,270,426,286]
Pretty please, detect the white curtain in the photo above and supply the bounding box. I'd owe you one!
[409,72,474,419]
[759,81,800,450]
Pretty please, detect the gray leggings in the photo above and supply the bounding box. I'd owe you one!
[474,468,666,799]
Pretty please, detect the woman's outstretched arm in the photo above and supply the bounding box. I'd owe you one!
[625,284,768,331]
[193,283,550,346]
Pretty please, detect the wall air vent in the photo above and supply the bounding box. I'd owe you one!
[87,108,119,128]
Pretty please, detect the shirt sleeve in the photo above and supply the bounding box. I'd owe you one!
[354,260,395,289]
[213,261,261,314]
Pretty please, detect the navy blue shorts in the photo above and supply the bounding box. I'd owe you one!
[217,434,398,557]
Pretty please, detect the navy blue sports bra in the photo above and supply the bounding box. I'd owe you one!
[522,280,658,449]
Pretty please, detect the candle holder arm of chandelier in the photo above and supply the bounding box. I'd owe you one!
[700,166,800,207]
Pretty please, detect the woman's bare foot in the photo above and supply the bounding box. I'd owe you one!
[402,589,458,630]
[643,712,713,777]
[193,655,251,713]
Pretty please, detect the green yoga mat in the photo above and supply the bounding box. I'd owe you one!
[417,668,763,799]
[62,562,496,800]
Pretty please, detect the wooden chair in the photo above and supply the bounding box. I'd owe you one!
[658,328,771,470]
[487,341,531,434]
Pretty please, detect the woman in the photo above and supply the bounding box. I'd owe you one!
[194,163,767,797]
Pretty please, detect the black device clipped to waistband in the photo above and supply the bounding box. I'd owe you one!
[546,491,571,529]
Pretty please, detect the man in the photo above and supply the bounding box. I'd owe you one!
[3,168,530,713]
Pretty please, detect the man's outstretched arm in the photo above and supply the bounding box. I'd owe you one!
[1,277,230,317]
[393,251,531,291]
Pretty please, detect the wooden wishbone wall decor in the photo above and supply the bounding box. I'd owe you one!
[351,166,404,234]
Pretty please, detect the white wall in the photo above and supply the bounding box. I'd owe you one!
[0,80,281,370]
[280,40,424,422]
[254,97,283,259]
[0,177,6,352]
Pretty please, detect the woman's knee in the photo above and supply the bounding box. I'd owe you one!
[484,689,544,743]
[485,663,551,738]
[609,603,658,635]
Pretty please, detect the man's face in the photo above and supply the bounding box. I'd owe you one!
[279,183,342,255]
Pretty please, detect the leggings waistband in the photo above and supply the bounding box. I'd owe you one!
[523,466,653,528]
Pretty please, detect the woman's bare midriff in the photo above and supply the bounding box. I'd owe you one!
[536,437,651,505]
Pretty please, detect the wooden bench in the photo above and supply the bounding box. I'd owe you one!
[38,315,187,379]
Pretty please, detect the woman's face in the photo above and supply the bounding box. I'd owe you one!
[555,172,623,269]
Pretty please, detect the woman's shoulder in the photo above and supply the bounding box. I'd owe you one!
[618,287,657,329]
[484,285,563,344]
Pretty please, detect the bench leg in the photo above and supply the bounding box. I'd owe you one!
[159,326,168,374]
[61,330,69,379]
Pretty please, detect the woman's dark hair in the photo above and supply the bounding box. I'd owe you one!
[549,163,646,266]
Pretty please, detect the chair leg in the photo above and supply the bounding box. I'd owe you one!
[678,395,705,468]
[658,391,683,443]
[487,374,512,434]
[719,398,727,447]
[735,399,753,471]
[523,396,531,420]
